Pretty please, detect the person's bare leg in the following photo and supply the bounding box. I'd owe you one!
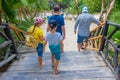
[51,54,55,67]
[53,60,59,74]
[83,42,88,50]
[61,42,64,53]
[77,43,81,52]
[38,57,44,67]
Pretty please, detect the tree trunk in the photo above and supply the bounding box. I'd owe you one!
[99,0,115,21]
[99,0,105,21]
[105,0,115,21]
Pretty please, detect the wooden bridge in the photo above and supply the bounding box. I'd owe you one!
[0,20,120,80]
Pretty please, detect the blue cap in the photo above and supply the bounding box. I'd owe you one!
[82,7,88,13]
[50,20,57,25]
[49,20,57,29]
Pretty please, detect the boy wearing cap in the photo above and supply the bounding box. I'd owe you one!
[74,7,101,52]
[28,17,45,67]
[47,5,65,53]
[44,20,63,75]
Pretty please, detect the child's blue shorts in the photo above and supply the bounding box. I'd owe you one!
[77,35,89,43]
[49,43,60,60]
[36,43,43,57]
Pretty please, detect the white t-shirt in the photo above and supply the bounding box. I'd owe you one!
[45,32,63,45]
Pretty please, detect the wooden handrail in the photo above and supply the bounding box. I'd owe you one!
[90,22,105,32]
[89,35,102,40]
[88,21,105,51]
[87,47,99,51]
[9,25,29,35]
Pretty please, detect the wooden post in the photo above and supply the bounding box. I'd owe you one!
[2,23,18,54]
[99,21,109,51]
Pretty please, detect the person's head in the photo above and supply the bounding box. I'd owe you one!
[49,20,57,31]
[34,16,43,26]
[54,5,60,13]
[82,6,88,13]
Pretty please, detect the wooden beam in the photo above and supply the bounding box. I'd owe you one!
[89,35,102,40]
[0,54,16,68]
[9,25,29,35]
[0,25,6,29]
[14,30,22,41]
[87,47,99,51]
[0,40,12,50]
[90,22,105,32]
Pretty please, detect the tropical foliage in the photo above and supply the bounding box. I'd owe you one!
[0,0,49,30]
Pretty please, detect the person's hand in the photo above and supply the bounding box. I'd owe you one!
[63,35,65,40]
[74,30,76,34]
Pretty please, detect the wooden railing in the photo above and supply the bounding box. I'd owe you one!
[87,22,105,51]
[9,24,29,42]
[99,21,120,79]
[0,24,18,68]
[0,23,29,68]
[9,24,29,51]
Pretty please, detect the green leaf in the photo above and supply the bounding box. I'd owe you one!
[1,0,16,20]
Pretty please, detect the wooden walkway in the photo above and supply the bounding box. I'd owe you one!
[0,20,116,80]
[0,50,116,80]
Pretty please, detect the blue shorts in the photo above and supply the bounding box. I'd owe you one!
[77,35,89,43]
[49,43,60,60]
[36,43,43,57]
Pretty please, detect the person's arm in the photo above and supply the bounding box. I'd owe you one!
[60,40,63,48]
[43,41,47,52]
[91,15,101,25]
[59,33,63,49]
[39,29,45,41]
[74,16,80,34]
[39,35,45,41]
[62,26,65,40]
[61,16,65,39]
[47,25,50,32]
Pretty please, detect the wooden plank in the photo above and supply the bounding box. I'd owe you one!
[0,40,12,50]
[0,67,115,80]
[7,51,106,71]
[0,25,6,29]
[0,54,16,68]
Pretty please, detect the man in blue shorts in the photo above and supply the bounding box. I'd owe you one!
[74,6,100,52]
[47,5,65,53]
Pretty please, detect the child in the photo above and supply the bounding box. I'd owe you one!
[44,20,63,74]
[28,16,45,67]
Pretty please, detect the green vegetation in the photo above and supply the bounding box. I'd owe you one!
[0,0,49,28]
[105,0,120,64]
[108,7,120,45]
